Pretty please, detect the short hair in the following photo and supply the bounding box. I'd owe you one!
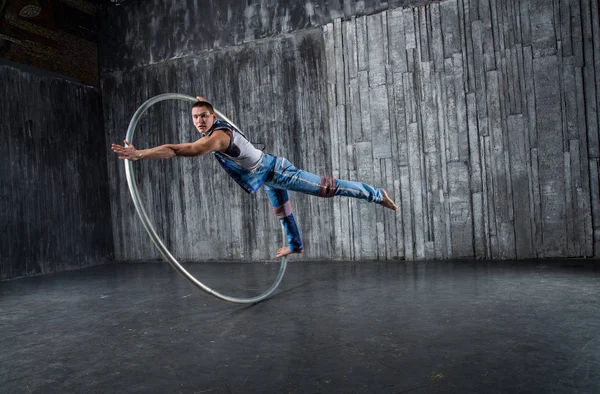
[192,100,214,114]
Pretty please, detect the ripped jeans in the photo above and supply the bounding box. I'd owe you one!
[263,157,384,251]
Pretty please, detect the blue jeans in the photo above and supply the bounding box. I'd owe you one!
[263,157,383,251]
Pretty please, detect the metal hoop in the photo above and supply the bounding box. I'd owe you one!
[124,93,287,304]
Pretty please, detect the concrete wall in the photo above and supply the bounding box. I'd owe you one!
[100,0,431,74]
[0,65,113,280]
[101,0,600,261]
[324,1,600,259]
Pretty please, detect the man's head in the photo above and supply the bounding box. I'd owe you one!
[192,101,216,134]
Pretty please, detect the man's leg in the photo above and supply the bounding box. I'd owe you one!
[265,157,398,210]
[264,184,304,258]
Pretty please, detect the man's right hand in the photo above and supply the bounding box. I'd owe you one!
[111,140,141,161]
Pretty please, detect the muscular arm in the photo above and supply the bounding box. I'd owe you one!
[111,129,230,161]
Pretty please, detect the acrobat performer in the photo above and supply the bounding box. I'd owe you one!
[111,97,398,258]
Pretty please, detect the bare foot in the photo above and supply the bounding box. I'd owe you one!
[276,247,304,258]
[380,188,399,211]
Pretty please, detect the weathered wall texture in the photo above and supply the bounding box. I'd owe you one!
[323,0,600,259]
[102,0,599,261]
[0,66,113,281]
[99,0,432,74]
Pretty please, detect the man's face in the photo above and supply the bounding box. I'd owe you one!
[192,105,216,134]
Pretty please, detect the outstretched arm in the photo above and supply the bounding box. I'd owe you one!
[111,129,230,161]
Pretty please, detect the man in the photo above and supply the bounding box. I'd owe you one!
[111,97,398,258]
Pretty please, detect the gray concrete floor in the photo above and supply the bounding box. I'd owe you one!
[1,260,599,393]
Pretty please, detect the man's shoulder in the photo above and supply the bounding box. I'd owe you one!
[213,119,233,130]
[207,120,234,138]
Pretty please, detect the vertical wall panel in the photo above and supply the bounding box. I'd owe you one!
[323,23,342,259]
[448,162,474,257]
[388,9,409,74]
[534,56,567,257]
[431,4,445,71]
[441,0,461,57]
[573,66,595,257]
[530,0,558,57]
[334,19,353,260]
[507,114,534,258]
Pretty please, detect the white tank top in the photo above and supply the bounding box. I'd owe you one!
[209,120,263,172]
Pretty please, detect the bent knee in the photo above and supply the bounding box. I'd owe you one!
[272,200,293,218]
[317,176,337,198]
